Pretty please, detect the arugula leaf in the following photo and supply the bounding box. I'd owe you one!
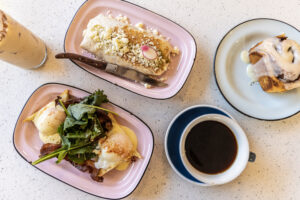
[91,117,104,141]
[58,124,71,148]
[56,150,68,164]
[85,105,118,116]
[58,99,71,117]
[63,116,88,131]
[67,155,85,164]
[67,143,97,164]
[69,145,96,155]
[65,131,89,139]
[32,90,112,166]
[80,90,108,106]
[68,104,96,121]
[32,151,61,165]
[32,141,94,165]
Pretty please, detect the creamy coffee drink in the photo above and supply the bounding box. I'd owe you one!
[0,10,47,69]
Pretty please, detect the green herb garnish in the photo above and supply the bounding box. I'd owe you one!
[32,90,113,165]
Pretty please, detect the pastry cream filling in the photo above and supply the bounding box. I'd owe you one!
[249,37,300,82]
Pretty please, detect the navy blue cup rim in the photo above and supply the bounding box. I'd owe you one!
[164,104,234,186]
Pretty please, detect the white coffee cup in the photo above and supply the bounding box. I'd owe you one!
[179,114,255,186]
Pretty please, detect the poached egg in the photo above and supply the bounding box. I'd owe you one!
[24,90,69,144]
[94,113,140,176]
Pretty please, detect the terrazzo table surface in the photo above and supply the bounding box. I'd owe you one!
[1,0,300,199]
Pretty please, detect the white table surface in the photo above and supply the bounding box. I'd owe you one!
[1,0,300,199]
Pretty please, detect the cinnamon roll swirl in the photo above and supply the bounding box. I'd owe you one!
[247,34,300,92]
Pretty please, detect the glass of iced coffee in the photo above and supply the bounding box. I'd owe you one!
[0,10,47,69]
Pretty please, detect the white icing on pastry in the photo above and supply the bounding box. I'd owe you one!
[246,64,258,82]
[251,37,300,82]
[240,50,250,64]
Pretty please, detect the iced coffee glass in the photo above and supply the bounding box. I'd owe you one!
[0,10,47,69]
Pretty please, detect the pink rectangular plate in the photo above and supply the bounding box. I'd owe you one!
[64,0,196,99]
[13,83,154,199]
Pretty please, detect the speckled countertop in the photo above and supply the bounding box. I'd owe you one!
[1,0,300,199]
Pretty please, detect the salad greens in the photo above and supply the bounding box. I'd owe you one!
[32,90,114,165]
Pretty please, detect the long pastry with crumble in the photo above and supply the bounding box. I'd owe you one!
[80,14,178,76]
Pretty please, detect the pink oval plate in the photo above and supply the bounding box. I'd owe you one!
[64,0,197,99]
[13,83,154,199]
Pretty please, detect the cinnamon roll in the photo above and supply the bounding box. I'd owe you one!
[246,34,300,93]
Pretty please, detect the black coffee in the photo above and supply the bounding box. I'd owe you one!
[185,120,237,174]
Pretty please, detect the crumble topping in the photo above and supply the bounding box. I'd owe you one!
[135,22,144,30]
[152,29,158,35]
[89,23,170,72]
[115,14,129,24]
[172,46,180,55]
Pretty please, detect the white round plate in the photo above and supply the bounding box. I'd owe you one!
[214,18,300,120]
